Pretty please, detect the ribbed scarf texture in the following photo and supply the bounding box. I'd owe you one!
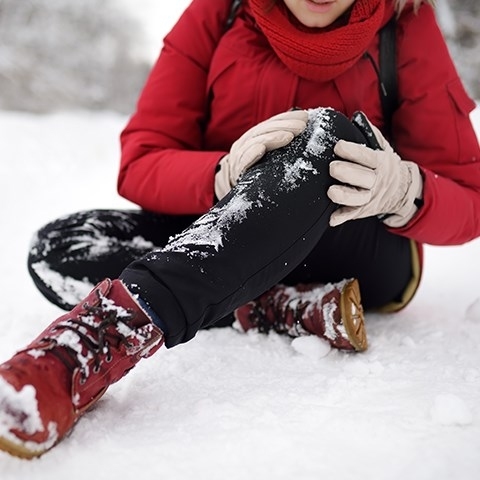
[248,0,394,81]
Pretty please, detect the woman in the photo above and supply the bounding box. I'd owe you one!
[1,0,479,458]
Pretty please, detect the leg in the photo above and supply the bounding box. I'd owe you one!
[235,278,368,351]
[121,108,374,346]
[283,216,413,310]
[0,279,163,458]
[234,217,414,352]
[28,209,198,309]
[0,108,392,457]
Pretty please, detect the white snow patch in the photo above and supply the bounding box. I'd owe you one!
[322,298,339,341]
[0,105,480,478]
[280,280,350,343]
[31,261,93,306]
[305,107,338,157]
[0,378,43,435]
[291,336,331,360]
[162,194,252,258]
[26,349,46,359]
[54,327,93,375]
[131,235,156,250]
[280,157,319,191]
[431,394,473,426]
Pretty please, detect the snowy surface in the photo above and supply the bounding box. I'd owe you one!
[0,107,479,480]
[1,1,480,478]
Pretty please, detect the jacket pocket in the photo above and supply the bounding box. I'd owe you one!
[447,78,476,117]
[446,78,479,164]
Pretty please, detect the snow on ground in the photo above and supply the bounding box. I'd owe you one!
[0,1,480,477]
[0,108,479,480]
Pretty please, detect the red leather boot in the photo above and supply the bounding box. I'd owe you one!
[234,278,367,352]
[0,279,164,458]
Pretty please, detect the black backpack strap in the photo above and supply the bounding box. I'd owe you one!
[379,16,398,140]
[225,0,243,31]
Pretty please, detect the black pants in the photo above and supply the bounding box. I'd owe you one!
[28,109,413,347]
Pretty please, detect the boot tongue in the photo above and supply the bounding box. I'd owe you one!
[105,280,152,329]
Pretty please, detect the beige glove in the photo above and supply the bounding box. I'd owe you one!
[327,121,423,228]
[215,110,309,200]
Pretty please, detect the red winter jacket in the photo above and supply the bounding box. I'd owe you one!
[119,0,480,247]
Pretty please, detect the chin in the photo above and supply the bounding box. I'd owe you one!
[299,16,332,29]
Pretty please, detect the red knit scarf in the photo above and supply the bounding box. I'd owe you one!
[248,0,394,81]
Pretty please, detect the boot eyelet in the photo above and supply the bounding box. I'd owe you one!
[80,376,87,385]
[93,365,101,374]
[106,354,113,363]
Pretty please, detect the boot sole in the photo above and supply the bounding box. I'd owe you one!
[340,279,368,352]
[0,435,48,459]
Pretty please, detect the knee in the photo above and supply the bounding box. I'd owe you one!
[271,107,366,174]
[237,108,367,199]
[305,107,366,151]
[272,107,365,179]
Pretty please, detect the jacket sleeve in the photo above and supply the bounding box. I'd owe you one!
[391,5,480,245]
[118,0,231,215]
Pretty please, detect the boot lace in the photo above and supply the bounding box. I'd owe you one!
[39,290,139,384]
[251,290,309,337]
[285,300,309,337]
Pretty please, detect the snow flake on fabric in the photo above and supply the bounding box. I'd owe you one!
[305,107,338,156]
[161,194,253,259]
[30,211,155,292]
[152,107,338,260]
[31,260,93,306]
[280,279,350,343]
[0,378,43,435]
[54,328,94,376]
[0,376,60,455]
[281,157,319,191]
[276,107,337,192]
[26,349,46,359]
[322,299,339,341]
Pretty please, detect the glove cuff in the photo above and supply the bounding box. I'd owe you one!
[384,162,423,228]
[214,155,233,201]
